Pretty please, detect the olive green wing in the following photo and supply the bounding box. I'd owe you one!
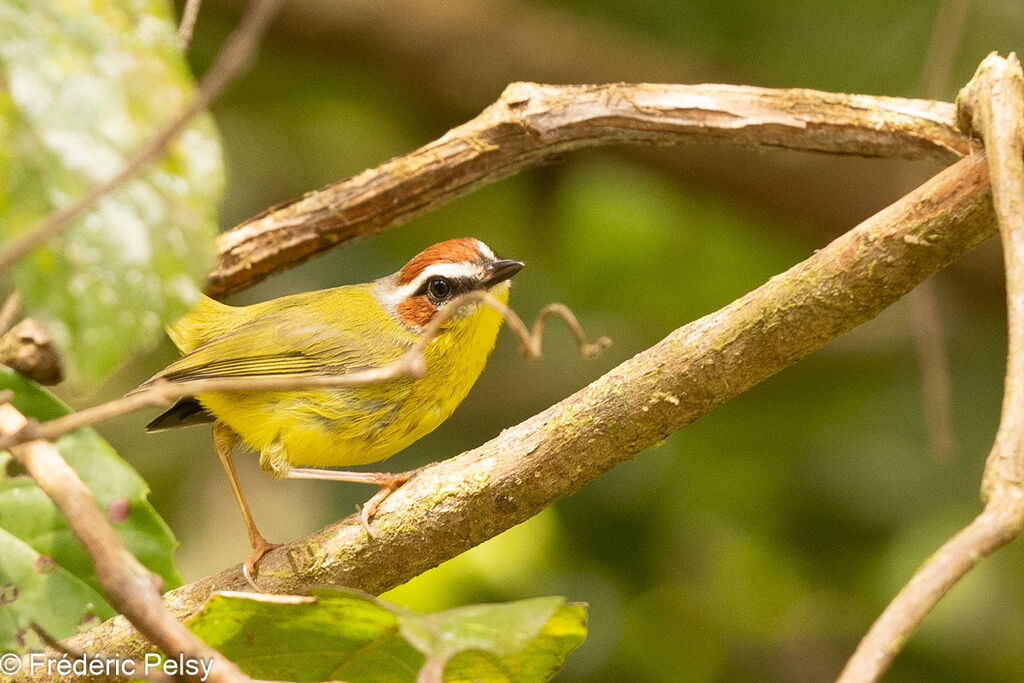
[140,313,408,430]
[138,288,413,431]
[143,309,410,387]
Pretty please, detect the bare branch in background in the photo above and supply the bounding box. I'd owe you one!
[206,82,970,297]
[907,0,972,462]
[0,0,281,273]
[0,291,20,338]
[840,51,1024,683]
[178,0,205,52]
[65,152,997,654]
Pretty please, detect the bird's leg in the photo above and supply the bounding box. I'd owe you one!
[284,466,424,534]
[212,422,280,586]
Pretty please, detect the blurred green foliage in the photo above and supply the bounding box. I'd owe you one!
[0,0,223,382]
[55,0,1024,681]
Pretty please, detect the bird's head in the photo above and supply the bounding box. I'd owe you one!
[376,238,523,332]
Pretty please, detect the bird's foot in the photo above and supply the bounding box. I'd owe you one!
[242,537,282,589]
[359,468,423,535]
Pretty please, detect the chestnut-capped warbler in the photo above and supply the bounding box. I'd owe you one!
[138,238,523,579]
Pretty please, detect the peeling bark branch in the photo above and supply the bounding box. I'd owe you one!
[839,52,1024,683]
[70,152,995,656]
[206,82,970,298]
[216,0,983,244]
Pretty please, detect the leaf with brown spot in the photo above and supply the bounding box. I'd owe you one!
[106,498,131,523]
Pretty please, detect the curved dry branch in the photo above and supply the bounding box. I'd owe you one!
[216,0,988,251]
[840,52,1024,683]
[68,152,995,656]
[206,82,970,298]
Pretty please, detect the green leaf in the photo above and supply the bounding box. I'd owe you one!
[0,0,224,382]
[186,587,587,682]
[421,599,588,683]
[0,527,112,652]
[0,367,183,652]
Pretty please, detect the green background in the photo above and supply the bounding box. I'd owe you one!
[76,1,1024,681]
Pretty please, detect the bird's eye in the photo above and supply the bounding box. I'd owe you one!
[426,277,453,302]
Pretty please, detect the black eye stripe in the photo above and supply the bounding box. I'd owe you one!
[414,276,478,297]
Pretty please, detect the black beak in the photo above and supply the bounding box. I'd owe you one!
[481,259,524,288]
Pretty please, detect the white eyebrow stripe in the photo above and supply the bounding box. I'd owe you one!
[392,262,485,301]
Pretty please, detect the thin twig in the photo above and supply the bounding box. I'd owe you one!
[839,491,1024,683]
[839,52,1024,683]
[0,291,20,337]
[0,295,607,450]
[0,403,251,683]
[26,623,175,683]
[206,82,971,298]
[0,0,281,273]
[178,0,204,52]
[28,622,84,657]
[527,303,611,359]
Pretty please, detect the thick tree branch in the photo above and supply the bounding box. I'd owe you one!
[839,52,1024,683]
[70,152,995,655]
[206,82,970,298]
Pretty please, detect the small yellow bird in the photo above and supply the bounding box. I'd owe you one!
[138,238,522,579]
